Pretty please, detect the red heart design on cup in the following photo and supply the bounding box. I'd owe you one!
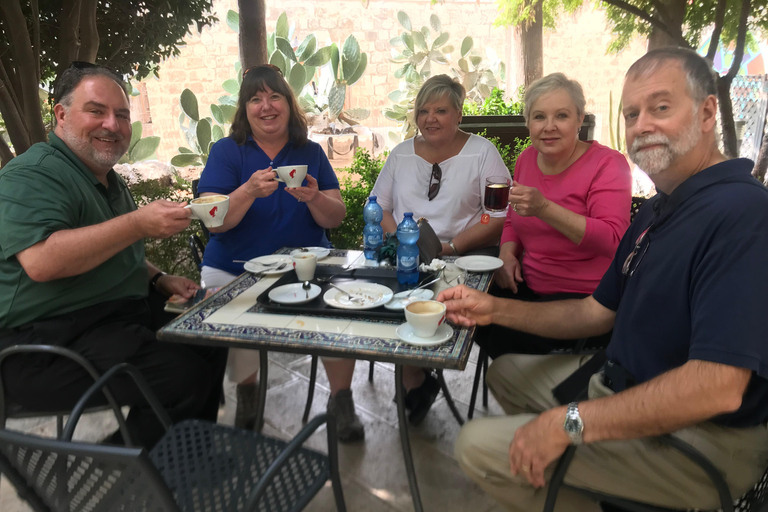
[209,205,218,217]
[289,169,296,178]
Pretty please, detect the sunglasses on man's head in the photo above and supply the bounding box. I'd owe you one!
[243,64,284,79]
[428,163,442,201]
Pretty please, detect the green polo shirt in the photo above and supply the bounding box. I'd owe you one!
[0,132,147,329]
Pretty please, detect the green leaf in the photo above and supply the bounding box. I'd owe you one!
[269,51,287,74]
[470,55,482,67]
[328,83,346,119]
[130,136,160,162]
[461,36,473,58]
[442,44,455,54]
[276,37,297,61]
[384,110,406,121]
[304,46,333,67]
[343,107,370,121]
[296,34,317,62]
[433,32,449,49]
[196,118,212,156]
[212,124,224,142]
[394,66,407,79]
[219,105,237,124]
[218,95,237,107]
[330,43,340,80]
[388,90,405,102]
[267,33,276,56]
[341,35,361,80]
[171,154,202,167]
[397,11,411,31]
[390,36,403,46]
[129,121,142,150]
[178,146,193,154]
[226,10,239,33]
[346,53,367,86]
[222,79,240,95]
[304,65,316,82]
[210,104,224,124]
[402,33,414,52]
[412,30,427,51]
[288,63,308,94]
[430,14,441,33]
[180,89,199,122]
[275,12,289,39]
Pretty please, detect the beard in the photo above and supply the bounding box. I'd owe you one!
[628,113,701,176]
[60,124,128,171]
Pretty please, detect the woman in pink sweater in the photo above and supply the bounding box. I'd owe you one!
[478,73,632,357]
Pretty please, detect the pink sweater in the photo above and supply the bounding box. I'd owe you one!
[501,142,632,295]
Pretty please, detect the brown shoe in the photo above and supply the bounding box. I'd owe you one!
[327,389,365,443]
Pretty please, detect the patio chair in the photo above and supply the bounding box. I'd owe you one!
[188,180,376,425]
[467,196,650,419]
[543,434,768,512]
[0,362,346,512]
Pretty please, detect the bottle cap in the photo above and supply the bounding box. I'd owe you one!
[369,195,377,201]
[404,212,413,217]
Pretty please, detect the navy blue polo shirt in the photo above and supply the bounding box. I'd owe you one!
[593,159,768,427]
[198,136,339,275]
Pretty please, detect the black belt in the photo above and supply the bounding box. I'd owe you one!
[602,359,636,393]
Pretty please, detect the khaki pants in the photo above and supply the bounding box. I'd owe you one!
[455,354,768,512]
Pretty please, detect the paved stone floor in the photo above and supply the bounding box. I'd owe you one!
[1,345,507,512]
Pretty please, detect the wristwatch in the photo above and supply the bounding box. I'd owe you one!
[448,240,458,255]
[563,402,584,445]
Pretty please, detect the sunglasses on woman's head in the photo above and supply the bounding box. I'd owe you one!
[243,64,284,78]
[428,163,442,201]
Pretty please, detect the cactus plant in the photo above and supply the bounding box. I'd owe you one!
[451,38,506,105]
[118,121,161,164]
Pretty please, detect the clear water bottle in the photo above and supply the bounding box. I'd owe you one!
[363,196,384,260]
[396,212,420,285]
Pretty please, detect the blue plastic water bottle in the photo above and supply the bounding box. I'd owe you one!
[396,212,420,285]
[363,196,384,260]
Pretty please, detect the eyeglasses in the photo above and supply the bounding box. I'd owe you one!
[428,163,442,201]
[622,225,652,277]
[243,64,284,78]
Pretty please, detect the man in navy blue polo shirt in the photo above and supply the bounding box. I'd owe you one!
[441,48,768,511]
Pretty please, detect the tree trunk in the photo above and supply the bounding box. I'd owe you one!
[0,136,13,167]
[239,0,268,70]
[0,77,32,154]
[520,0,543,87]
[753,129,768,184]
[77,0,99,62]
[717,76,738,158]
[58,0,83,76]
[646,0,686,50]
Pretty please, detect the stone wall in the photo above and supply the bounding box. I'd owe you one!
[136,0,647,164]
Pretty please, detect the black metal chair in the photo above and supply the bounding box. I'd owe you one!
[467,196,650,419]
[0,362,346,512]
[544,435,768,512]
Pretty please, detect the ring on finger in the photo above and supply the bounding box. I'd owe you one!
[521,465,531,473]
[513,203,518,212]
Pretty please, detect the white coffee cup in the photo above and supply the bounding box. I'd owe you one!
[185,195,229,228]
[292,252,317,281]
[274,165,308,188]
[404,300,447,338]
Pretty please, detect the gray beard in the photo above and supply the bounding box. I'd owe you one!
[629,113,701,176]
[60,125,127,171]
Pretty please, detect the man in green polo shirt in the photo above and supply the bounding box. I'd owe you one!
[0,63,227,448]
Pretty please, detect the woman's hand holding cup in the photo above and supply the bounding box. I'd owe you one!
[508,181,549,218]
[245,167,280,198]
[285,174,320,204]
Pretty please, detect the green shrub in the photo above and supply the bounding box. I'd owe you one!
[477,129,530,176]
[129,173,202,281]
[330,148,386,250]
[463,86,525,116]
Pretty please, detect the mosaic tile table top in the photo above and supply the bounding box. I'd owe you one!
[158,249,494,370]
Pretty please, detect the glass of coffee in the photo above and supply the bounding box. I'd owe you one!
[484,177,511,212]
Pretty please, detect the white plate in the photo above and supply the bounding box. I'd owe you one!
[396,323,454,347]
[454,255,504,273]
[322,281,394,310]
[290,247,331,260]
[384,288,435,311]
[268,283,322,305]
[243,255,292,275]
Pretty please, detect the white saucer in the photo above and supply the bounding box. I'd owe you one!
[290,247,331,260]
[244,255,292,275]
[454,255,504,272]
[396,323,454,347]
[384,288,435,310]
[268,283,321,305]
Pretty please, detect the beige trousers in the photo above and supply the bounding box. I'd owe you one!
[455,354,768,512]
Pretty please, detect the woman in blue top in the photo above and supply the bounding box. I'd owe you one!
[197,65,361,441]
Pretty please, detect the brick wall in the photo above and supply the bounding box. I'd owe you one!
[137,0,647,163]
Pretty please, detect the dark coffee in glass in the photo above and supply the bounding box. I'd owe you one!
[484,177,511,212]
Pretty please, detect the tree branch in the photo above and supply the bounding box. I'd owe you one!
[600,0,691,48]
[0,0,46,144]
[0,134,14,167]
[30,0,40,80]
[706,0,727,61]
[58,0,83,77]
[648,0,673,26]
[0,76,32,155]
[78,0,99,62]
[725,0,750,80]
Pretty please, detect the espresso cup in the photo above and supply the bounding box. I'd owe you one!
[274,165,308,188]
[404,300,447,338]
[185,195,229,228]
[292,252,317,281]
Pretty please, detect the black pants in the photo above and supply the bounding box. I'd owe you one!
[0,290,227,448]
[474,281,612,359]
